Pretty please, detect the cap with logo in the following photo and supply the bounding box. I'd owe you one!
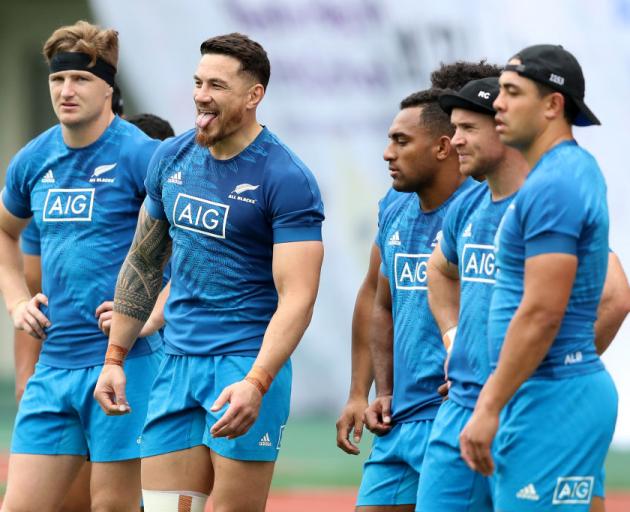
[504,44,599,126]
[438,77,500,117]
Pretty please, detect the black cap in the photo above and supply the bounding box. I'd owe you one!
[504,44,599,126]
[439,77,500,117]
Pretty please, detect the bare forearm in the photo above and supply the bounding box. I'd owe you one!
[477,307,560,413]
[0,232,31,312]
[370,302,394,396]
[427,263,460,336]
[349,283,376,398]
[594,253,630,354]
[594,303,629,354]
[254,293,317,376]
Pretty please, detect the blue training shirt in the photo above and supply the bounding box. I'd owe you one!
[440,182,516,408]
[377,178,477,422]
[20,219,41,256]
[2,116,162,368]
[143,126,324,356]
[488,140,608,379]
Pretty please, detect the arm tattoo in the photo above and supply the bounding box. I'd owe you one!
[114,206,172,322]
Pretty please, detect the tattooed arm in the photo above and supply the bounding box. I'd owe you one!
[94,205,171,415]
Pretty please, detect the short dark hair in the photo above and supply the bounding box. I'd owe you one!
[200,33,270,89]
[430,60,503,91]
[400,88,454,137]
[127,113,175,140]
[533,81,579,124]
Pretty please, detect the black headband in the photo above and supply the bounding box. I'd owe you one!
[49,52,117,87]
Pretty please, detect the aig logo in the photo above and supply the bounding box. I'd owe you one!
[552,476,594,505]
[462,244,496,283]
[394,253,431,290]
[173,193,229,239]
[43,188,95,222]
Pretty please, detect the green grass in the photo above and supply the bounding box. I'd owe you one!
[0,379,628,492]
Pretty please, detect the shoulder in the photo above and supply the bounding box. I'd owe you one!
[10,125,61,170]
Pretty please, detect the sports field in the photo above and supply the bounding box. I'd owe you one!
[1,380,629,510]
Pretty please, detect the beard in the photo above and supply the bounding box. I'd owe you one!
[195,108,243,148]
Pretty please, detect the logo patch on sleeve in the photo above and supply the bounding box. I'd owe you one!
[552,476,594,505]
[43,188,95,222]
[173,193,229,239]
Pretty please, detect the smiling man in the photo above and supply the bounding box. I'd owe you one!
[0,20,163,512]
[93,33,324,512]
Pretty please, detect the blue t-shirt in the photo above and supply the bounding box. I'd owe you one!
[488,140,608,379]
[376,178,477,423]
[2,117,162,368]
[144,126,324,356]
[440,182,516,408]
[20,220,41,255]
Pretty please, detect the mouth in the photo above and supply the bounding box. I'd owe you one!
[196,109,218,129]
[60,102,79,109]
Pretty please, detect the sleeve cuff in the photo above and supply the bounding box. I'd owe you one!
[144,196,166,220]
[273,225,322,243]
[440,238,458,265]
[525,232,578,258]
[2,187,32,219]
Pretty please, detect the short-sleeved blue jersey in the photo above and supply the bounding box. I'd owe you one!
[376,178,477,423]
[440,182,516,408]
[488,141,608,378]
[20,220,41,256]
[2,117,162,368]
[143,127,324,356]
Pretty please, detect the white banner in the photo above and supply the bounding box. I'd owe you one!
[91,0,630,446]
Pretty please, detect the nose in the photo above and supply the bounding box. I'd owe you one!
[383,142,395,162]
[60,78,75,98]
[451,128,465,148]
[493,90,506,112]
[194,83,213,105]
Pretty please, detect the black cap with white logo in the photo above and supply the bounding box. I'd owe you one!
[438,77,500,117]
[504,44,600,126]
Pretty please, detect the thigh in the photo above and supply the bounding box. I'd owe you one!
[12,364,88,457]
[494,372,618,512]
[356,425,419,508]
[203,356,291,462]
[417,400,492,512]
[90,459,142,512]
[209,450,275,512]
[2,454,85,512]
[59,461,91,512]
[142,445,214,495]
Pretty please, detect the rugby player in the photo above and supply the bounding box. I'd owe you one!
[417,76,528,511]
[93,33,324,512]
[336,61,504,457]
[460,44,622,511]
[0,20,163,511]
[356,88,476,511]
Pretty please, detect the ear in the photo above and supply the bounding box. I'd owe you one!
[544,91,565,121]
[246,84,265,110]
[105,86,113,98]
[435,135,452,161]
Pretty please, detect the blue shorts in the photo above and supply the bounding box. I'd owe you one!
[493,370,617,511]
[140,354,291,462]
[417,399,493,511]
[356,419,433,508]
[11,351,162,462]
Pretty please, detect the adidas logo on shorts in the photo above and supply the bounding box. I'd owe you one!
[516,483,540,501]
[258,432,273,447]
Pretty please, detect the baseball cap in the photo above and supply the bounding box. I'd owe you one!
[439,77,500,116]
[504,44,599,126]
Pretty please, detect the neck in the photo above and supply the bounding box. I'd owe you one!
[61,111,115,148]
[416,161,466,211]
[210,118,263,160]
[485,148,529,201]
[521,122,573,169]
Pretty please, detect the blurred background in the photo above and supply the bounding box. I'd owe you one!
[1,0,629,499]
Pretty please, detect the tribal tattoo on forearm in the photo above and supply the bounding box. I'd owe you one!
[114,206,172,322]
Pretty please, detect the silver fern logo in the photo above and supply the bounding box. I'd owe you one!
[229,183,260,204]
